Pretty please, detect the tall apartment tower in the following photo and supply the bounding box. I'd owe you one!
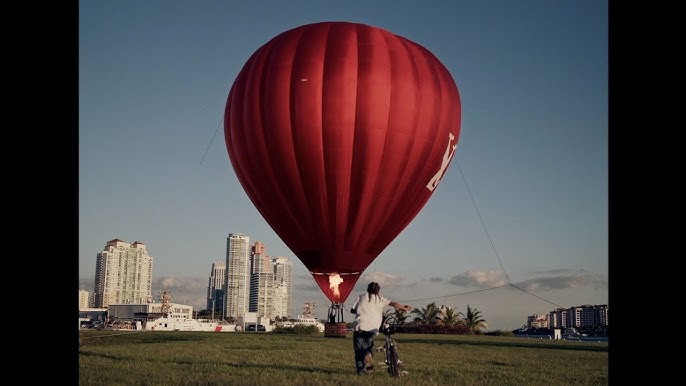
[249,241,273,318]
[93,239,153,308]
[251,241,269,274]
[206,262,226,314]
[224,233,251,319]
[248,242,293,320]
[272,256,293,319]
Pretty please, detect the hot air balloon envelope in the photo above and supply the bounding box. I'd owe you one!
[225,21,461,303]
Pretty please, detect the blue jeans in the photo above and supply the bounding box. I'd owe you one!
[353,330,376,373]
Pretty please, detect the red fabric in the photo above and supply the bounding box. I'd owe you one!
[225,22,461,302]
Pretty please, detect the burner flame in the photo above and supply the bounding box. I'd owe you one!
[328,273,343,298]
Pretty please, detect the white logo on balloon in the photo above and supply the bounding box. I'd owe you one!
[426,132,457,191]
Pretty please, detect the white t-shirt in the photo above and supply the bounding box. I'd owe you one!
[351,293,391,334]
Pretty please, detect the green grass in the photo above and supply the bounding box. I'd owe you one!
[79,330,608,385]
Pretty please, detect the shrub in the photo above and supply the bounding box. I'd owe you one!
[397,323,471,335]
[271,325,321,335]
[484,330,515,337]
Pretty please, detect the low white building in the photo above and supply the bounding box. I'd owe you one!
[78,307,108,328]
[238,311,273,331]
[107,302,193,321]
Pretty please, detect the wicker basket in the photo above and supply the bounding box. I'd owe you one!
[324,322,348,338]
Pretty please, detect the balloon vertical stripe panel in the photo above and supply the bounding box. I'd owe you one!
[347,24,393,255]
[320,24,358,252]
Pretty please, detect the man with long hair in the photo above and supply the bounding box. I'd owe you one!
[349,282,412,375]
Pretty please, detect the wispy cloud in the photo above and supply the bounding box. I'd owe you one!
[363,272,405,287]
[439,269,607,292]
[156,276,206,290]
[531,268,587,275]
[79,268,607,317]
[79,277,94,290]
[80,275,210,310]
[446,270,508,287]
[293,281,320,293]
[514,275,607,291]
[152,276,208,308]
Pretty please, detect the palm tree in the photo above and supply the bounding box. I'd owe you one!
[411,301,440,324]
[382,309,395,326]
[459,304,488,333]
[380,307,411,327]
[393,308,410,325]
[439,306,461,326]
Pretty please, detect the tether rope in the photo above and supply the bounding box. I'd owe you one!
[199,116,223,166]
[395,158,564,310]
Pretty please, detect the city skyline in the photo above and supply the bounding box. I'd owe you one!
[79,1,608,331]
[79,233,605,329]
[84,235,297,321]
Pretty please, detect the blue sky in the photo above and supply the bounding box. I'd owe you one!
[79,0,608,331]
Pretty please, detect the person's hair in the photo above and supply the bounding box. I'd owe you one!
[367,282,381,302]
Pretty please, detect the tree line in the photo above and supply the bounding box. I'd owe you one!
[378,301,490,335]
[197,301,498,335]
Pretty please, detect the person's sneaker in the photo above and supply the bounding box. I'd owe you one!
[364,352,374,373]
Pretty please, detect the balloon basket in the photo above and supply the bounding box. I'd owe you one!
[324,322,348,338]
[324,302,348,338]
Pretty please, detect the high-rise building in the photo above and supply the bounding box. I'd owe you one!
[542,304,608,329]
[224,233,251,319]
[92,239,153,308]
[549,308,567,328]
[248,253,294,320]
[78,289,90,309]
[272,256,293,319]
[249,270,276,318]
[207,262,226,315]
[567,304,609,328]
[527,313,549,328]
[218,234,293,321]
[251,241,269,274]
[249,241,275,318]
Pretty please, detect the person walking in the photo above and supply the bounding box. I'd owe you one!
[349,281,412,375]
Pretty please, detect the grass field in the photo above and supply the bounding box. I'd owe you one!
[78,330,609,385]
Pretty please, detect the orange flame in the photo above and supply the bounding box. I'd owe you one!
[328,273,343,298]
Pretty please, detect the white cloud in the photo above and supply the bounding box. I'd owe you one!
[447,270,507,287]
[515,274,607,291]
[364,272,404,287]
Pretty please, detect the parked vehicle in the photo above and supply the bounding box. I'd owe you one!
[247,324,266,331]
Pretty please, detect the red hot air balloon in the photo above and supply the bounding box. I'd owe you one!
[225,21,461,304]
